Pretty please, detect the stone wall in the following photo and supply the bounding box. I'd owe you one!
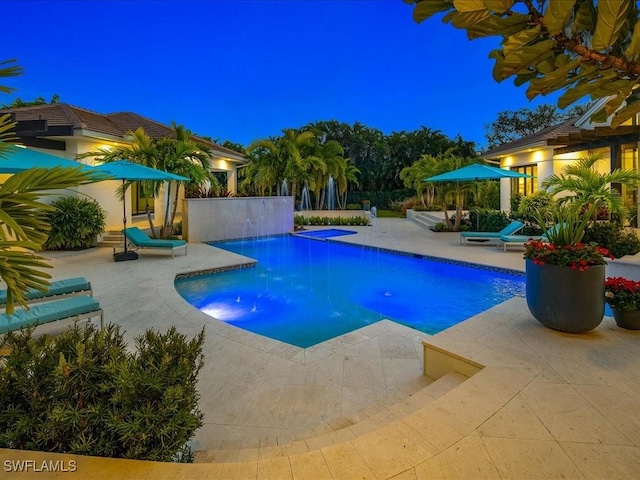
[182,196,294,242]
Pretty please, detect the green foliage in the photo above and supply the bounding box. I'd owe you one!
[1,93,60,108]
[294,215,370,226]
[44,196,106,250]
[347,189,414,209]
[469,209,510,232]
[514,191,555,223]
[408,1,640,128]
[583,222,640,258]
[484,103,591,148]
[535,203,597,247]
[0,323,204,462]
[0,167,99,314]
[542,152,640,221]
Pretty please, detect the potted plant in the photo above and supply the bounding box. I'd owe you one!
[605,277,640,330]
[524,204,613,333]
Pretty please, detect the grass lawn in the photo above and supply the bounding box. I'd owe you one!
[376,210,404,218]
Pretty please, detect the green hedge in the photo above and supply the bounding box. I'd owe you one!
[346,189,414,209]
[294,215,370,226]
[0,323,204,462]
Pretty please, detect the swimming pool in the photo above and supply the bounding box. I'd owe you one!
[175,235,526,348]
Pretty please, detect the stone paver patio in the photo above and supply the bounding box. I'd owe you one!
[2,217,639,479]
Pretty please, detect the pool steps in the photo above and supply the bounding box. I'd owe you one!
[194,369,470,463]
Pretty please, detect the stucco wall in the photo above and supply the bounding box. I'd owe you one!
[183,196,294,242]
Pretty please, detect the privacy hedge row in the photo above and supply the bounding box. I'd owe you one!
[0,323,204,462]
[294,215,370,226]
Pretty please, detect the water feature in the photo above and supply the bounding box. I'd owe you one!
[281,179,288,196]
[300,186,311,210]
[327,176,336,210]
[175,235,526,348]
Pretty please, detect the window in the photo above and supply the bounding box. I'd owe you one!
[510,165,538,196]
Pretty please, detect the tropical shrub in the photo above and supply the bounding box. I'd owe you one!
[44,196,106,250]
[513,191,554,224]
[469,209,510,232]
[582,222,640,258]
[0,323,204,462]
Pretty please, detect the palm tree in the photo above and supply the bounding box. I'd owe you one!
[155,123,212,237]
[542,151,640,222]
[82,124,213,238]
[309,140,347,209]
[279,129,316,199]
[243,138,283,195]
[0,166,97,313]
[337,163,361,210]
[0,58,101,312]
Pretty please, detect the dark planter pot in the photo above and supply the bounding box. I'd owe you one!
[526,259,605,333]
[612,308,640,330]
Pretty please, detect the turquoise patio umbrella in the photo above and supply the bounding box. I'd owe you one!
[424,163,534,229]
[423,163,534,182]
[0,144,91,173]
[91,160,189,262]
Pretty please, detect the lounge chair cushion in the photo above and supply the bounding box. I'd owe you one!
[0,296,101,334]
[460,221,524,239]
[0,277,90,305]
[123,227,186,248]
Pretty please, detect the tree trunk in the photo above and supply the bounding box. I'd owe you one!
[146,203,157,239]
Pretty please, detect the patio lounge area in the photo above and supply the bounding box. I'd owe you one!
[2,218,640,479]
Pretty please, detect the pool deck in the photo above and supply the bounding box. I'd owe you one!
[2,217,640,479]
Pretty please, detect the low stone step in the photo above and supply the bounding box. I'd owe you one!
[193,371,469,463]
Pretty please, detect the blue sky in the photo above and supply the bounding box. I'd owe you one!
[5,1,564,150]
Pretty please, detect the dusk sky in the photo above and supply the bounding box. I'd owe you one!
[6,1,567,150]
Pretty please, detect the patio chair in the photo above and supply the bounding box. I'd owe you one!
[498,224,558,252]
[460,221,524,245]
[122,227,187,258]
[0,277,92,309]
[0,295,103,337]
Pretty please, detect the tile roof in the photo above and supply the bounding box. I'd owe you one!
[0,103,245,160]
[482,117,582,158]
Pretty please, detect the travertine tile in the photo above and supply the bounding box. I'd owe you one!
[289,450,332,480]
[257,456,292,480]
[378,421,439,466]
[483,437,583,479]
[478,394,553,441]
[414,436,501,479]
[574,383,640,447]
[399,407,464,452]
[320,442,376,480]
[219,461,258,480]
[352,431,413,479]
[520,382,632,445]
[561,442,640,479]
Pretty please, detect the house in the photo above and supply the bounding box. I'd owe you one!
[0,103,247,230]
[482,99,640,221]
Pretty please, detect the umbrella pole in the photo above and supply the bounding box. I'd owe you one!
[122,180,127,253]
[114,180,139,262]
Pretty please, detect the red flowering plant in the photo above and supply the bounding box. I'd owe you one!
[524,203,614,271]
[605,277,640,311]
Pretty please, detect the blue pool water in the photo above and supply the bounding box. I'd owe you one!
[175,235,526,348]
[296,228,357,239]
